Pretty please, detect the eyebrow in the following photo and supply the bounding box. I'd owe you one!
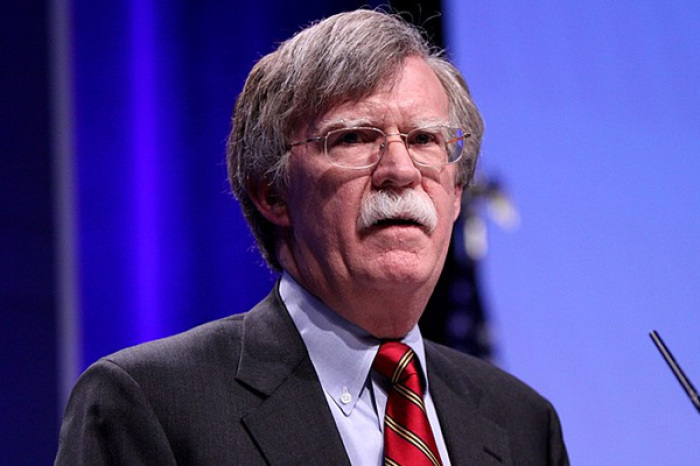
[314,116,450,135]
[313,117,377,134]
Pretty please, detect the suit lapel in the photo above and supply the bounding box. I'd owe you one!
[236,288,351,466]
[426,344,513,466]
[233,288,512,465]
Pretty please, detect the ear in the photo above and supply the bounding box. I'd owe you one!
[452,183,464,222]
[248,180,291,227]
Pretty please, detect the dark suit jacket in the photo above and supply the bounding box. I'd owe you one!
[56,287,569,465]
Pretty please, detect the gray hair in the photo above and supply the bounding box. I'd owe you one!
[227,9,484,270]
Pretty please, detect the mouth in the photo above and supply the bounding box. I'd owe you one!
[373,217,424,228]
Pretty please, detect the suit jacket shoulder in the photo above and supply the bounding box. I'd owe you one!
[55,289,349,466]
[56,287,567,466]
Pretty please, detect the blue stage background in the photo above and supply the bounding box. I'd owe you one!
[446,1,700,464]
[2,1,698,464]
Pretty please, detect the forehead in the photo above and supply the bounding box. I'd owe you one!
[309,58,450,133]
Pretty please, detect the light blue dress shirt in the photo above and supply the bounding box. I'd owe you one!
[280,272,451,466]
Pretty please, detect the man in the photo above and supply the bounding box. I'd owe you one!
[56,9,569,465]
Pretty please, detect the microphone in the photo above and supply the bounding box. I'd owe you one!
[650,330,700,414]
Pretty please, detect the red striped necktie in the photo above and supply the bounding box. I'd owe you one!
[373,341,443,466]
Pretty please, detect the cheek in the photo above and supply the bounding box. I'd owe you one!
[440,171,463,220]
[323,187,363,236]
[427,175,461,219]
[451,186,463,221]
[291,176,365,243]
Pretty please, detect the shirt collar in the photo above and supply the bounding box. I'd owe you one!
[279,272,430,415]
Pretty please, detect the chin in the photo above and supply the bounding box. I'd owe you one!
[365,251,438,287]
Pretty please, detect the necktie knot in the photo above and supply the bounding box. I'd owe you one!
[373,341,422,390]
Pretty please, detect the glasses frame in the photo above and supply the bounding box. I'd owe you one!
[289,125,469,170]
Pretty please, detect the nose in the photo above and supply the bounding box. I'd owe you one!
[371,133,421,189]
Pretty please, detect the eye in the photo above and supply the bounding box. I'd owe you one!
[327,127,382,148]
[408,129,441,146]
[339,131,363,144]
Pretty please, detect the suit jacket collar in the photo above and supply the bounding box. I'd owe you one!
[235,286,351,466]
[426,343,513,465]
[234,285,512,465]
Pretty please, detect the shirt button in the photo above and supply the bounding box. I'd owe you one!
[340,389,352,404]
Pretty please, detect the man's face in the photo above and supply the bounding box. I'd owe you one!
[277,57,463,323]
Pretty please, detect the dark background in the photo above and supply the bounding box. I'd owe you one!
[1,1,451,463]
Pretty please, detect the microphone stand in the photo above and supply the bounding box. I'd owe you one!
[650,330,700,414]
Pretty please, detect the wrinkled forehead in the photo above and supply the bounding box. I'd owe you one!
[290,69,401,140]
[296,60,451,138]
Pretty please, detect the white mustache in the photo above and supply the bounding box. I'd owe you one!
[358,190,438,233]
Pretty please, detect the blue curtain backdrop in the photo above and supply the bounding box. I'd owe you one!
[1,2,55,464]
[3,1,381,464]
[67,0,381,378]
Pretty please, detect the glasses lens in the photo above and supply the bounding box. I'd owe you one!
[407,126,464,166]
[325,127,384,168]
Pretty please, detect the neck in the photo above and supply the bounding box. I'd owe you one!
[276,236,443,339]
[281,265,434,340]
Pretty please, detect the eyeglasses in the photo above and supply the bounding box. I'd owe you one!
[289,125,469,169]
